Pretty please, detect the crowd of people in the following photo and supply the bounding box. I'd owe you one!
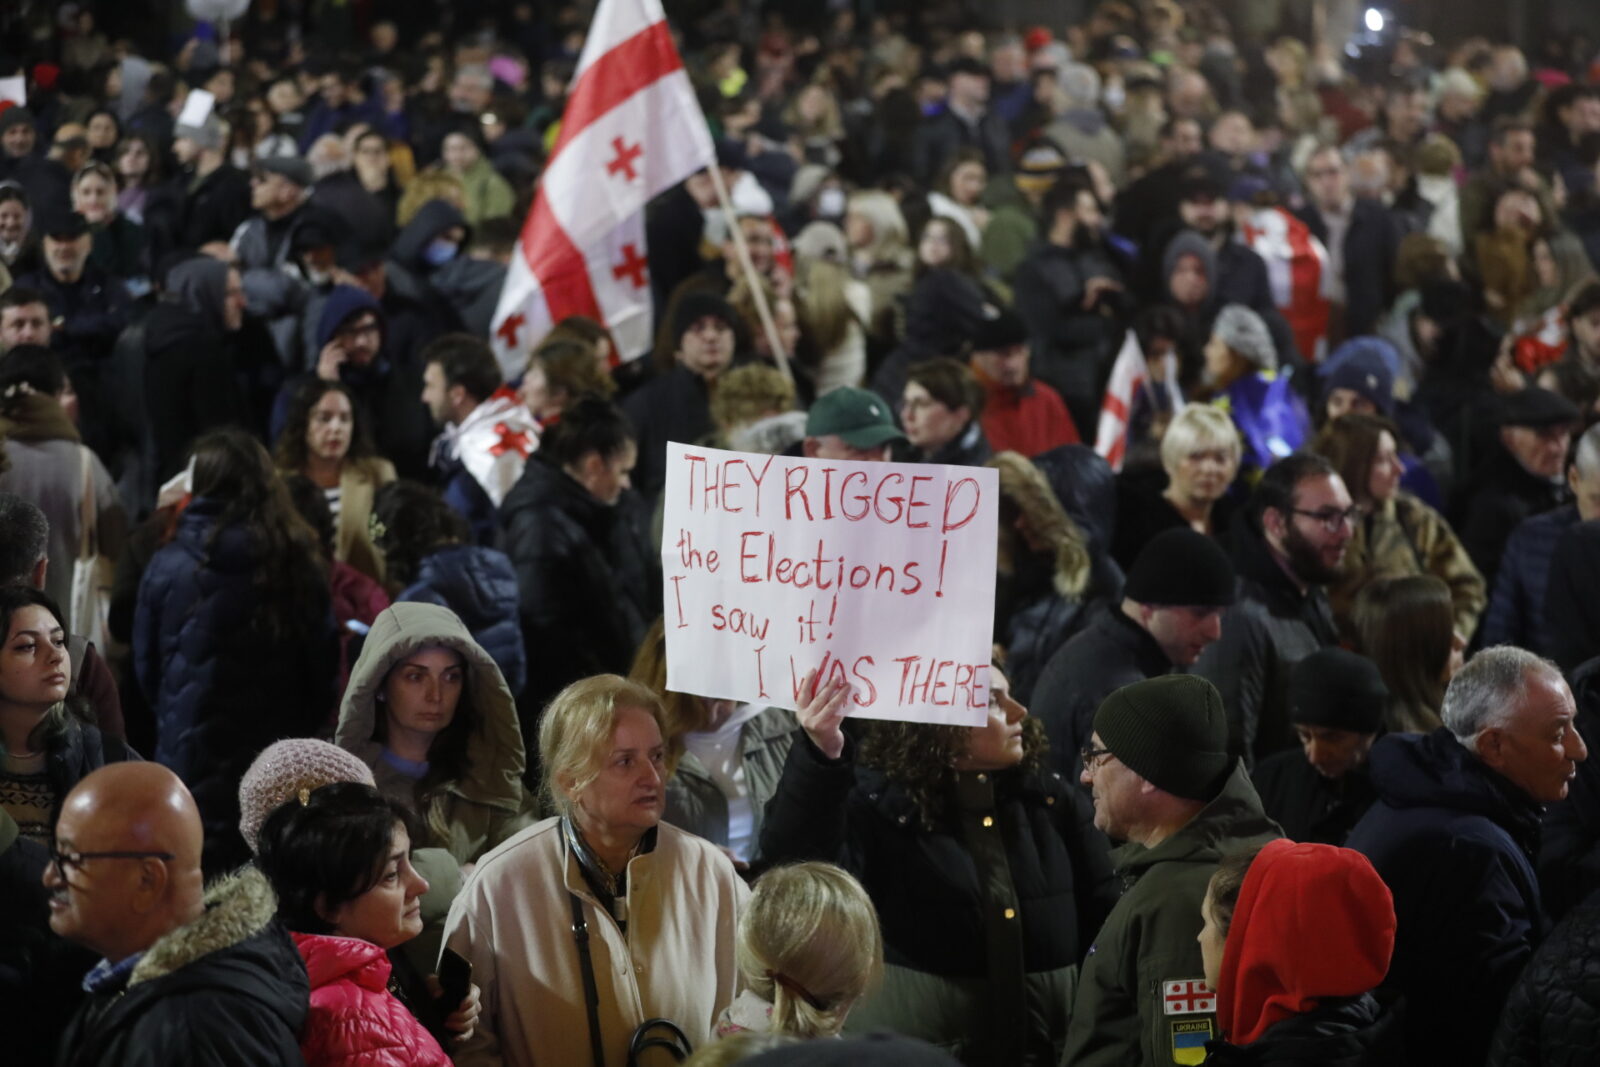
[4,0,1600,1064]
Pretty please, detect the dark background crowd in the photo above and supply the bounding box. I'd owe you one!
[3,0,1600,1064]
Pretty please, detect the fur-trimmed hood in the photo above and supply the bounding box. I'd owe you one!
[334,602,526,813]
[128,867,280,987]
[60,866,308,1067]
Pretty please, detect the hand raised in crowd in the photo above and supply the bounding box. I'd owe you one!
[428,975,482,1045]
[798,668,852,760]
[316,337,349,382]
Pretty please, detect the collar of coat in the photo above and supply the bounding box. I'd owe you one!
[0,391,80,443]
[126,867,278,989]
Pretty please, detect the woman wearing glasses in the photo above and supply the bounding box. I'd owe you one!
[1312,413,1485,645]
[0,586,133,846]
[757,664,1117,1065]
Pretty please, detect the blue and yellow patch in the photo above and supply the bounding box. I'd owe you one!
[1170,1017,1214,1066]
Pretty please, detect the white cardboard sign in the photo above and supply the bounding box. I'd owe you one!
[0,76,24,107]
[176,88,215,129]
[662,443,998,727]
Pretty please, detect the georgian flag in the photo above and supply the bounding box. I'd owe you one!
[1238,205,1333,364]
[1095,329,1183,472]
[489,0,715,376]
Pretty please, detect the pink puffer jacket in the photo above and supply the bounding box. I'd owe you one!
[293,932,452,1067]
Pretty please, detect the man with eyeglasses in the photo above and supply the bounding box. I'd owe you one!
[1458,387,1581,595]
[269,284,436,482]
[1063,675,1280,1067]
[1195,453,1354,765]
[48,762,307,1066]
[1033,528,1236,782]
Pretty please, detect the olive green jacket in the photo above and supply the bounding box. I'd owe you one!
[335,602,538,865]
[1061,763,1281,1067]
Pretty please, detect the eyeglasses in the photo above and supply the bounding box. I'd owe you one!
[901,397,940,413]
[47,845,175,883]
[1290,505,1363,533]
[1080,744,1113,772]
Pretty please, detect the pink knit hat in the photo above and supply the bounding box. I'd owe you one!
[238,738,376,853]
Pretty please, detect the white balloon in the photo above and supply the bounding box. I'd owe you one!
[185,0,251,21]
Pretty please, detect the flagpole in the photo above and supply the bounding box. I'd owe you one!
[705,161,793,384]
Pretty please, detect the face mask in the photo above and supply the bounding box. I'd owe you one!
[1103,79,1126,112]
[817,186,846,219]
[423,238,459,266]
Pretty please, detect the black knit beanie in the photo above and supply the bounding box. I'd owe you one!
[1289,648,1389,734]
[1093,675,1232,801]
[1123,528,1237,607]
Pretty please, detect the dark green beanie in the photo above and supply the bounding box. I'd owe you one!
[1093,675,1231,801]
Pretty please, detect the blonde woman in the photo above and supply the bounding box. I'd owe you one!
[442,675,747,1065]
[716,863,883,1039]
[1113,404,1244,569]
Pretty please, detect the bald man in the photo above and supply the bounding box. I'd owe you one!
[48,763,308,1067]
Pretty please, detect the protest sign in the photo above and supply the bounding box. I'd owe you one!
[662,443,998,727]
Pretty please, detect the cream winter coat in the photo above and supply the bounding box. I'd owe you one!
[443,818,747,1067]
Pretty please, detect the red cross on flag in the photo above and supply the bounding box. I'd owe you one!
[1161,979,1217,1016]
[489,0,714,374]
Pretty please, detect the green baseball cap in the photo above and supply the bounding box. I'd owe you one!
[805,387,907,449]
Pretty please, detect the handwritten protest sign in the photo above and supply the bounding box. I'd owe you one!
[662,443,998,727]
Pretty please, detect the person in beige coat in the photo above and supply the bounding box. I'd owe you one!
[1313,414,1487,643]
[442,674,747,1067]
[274,378,396,582]
[334,601,536,866]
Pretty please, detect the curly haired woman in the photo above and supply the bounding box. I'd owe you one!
[758,664,1117,1065]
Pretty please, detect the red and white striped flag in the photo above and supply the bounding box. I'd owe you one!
[490,0,715,373]
[1238,205,1332,364]
[1095,330,1182,472]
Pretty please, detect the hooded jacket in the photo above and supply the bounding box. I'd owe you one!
[1213,840,1395,1050]
[385,200,470,328]
[56,868,309,1067]
[292,933,451,1067]
[134,498,338,873]
[334,602,535,865]
[1063,763,1281,1067]
[1346,728,1547,1067]
[143,258,249,478]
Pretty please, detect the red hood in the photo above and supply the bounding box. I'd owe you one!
[1217,839,1395,1045]
[293,931,393,993]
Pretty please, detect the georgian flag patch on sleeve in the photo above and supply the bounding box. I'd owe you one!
[1162,978,1217,1015]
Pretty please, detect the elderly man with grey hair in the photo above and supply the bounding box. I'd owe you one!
[1347,646,1586,1067]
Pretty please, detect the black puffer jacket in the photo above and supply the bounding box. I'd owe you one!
[1489,888,1600,1067]
[57,868,309,1067]
[133,499,338,874]
[500,456,656,716]
[758,733,1117,1066]
[1203,993,1405,1066]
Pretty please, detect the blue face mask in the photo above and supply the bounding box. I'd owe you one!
[423,238,459,266]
